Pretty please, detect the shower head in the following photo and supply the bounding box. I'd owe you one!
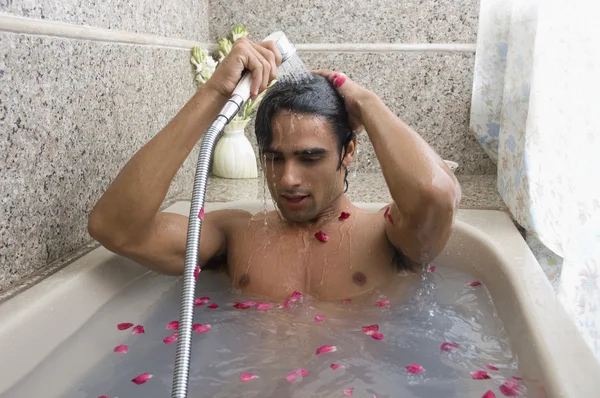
[262,31,297,63]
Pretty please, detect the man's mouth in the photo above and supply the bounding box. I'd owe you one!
[280,193,310,208]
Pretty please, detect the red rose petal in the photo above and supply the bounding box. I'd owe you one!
[314,314,325,323]
[315,231,329,242]
[290,291,303,302]
[430,265,436,272]
[279,300,291,308]
[469,281,482,287]
[440,342,460,352]
[240,373,259,382]
[339,211,351,220]
[315,345,337,355]
[234,302,252,309]
[285,373,297,383]
[194,324,212,334]
[330,363,344,370]
[198,296,210,303]
[163,332,178,344]
[384,207,394,225]
[257,303,273,310]
[167,321,179,330]
[512,376,522,381]
[192,323,200,331]
[343,299,352,304]
[406,363,425,374]
[131,372,152,385]
[194,298,204,306]
[483,391,497,398]
[194,265,200,280]
[375,299,390,307]
[198,207,205,220]
[295,368,309,377]
[486,365,500,371]
[117,322,133,330]
[371,332,384,340]
[499,380,521,396]
[113,344,128,354]
[343,387,354,396]
[132,325,145,334]
[362,324,380,335]
[207,303,219,309]
[471,370,491,380]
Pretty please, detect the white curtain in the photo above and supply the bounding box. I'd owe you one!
[470,0,600,359]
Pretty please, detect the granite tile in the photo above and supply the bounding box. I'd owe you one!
[239,52,495,175]
[209,0,480,44]
[0,33,197,292]
[0,0,209,41]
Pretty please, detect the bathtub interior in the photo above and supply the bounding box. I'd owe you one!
[0,200,598,397]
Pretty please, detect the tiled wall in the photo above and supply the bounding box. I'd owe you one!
[0,0,490,294]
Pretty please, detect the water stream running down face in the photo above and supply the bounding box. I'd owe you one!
[4,265,526,398]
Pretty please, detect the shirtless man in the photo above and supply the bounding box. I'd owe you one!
[88,38,461,302]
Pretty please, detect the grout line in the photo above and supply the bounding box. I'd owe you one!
[0,14,476,53]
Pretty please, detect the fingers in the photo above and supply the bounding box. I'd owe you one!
[312,69,348,88]
[252,43,277,95]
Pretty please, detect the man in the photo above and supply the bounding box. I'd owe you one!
[88,38,461,302]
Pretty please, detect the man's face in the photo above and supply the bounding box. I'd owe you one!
[261,111,352,223]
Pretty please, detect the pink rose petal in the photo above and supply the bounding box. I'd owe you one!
[375,299,390,307]
[198,207,205,220]
[163,332,178,344]
[113,344,128,354]
[362,324,380,335]
[339,211,351,220]
[207,303,219,309]
[194,265,200,280]
[343,299,352,304]
[315,345,337,355]
[499,380,521,396]
[315,314,325,323]
[406,363,425,374]
[286,368,308,382]
[194,298,204,306]
[295,368,309,377]
[132,325,145,334]
[290,291,303,302]
[483,391,497,398]
[198,296,210,304]
[440,342,460,352]
[315,231,329,242]
[194,324,212,334]
[240,373,259,382]
[330,363,344,370]
[131,372,152,385]
[257,303,273,310]
[469,281,482,287]
[371,332,384,340]
[512,376,522,381]
[117,322,133,330]
[167,321,179,330]
[471,370,491,380]
[343,387,354,395]
[234,302,252,309]
[430,265,436,272]
[242,301,257,307]
[285,373,297,383]
[279,300,291,308]
[486,365,500,371]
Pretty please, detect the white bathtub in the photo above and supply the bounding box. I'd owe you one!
[0,200,598,397]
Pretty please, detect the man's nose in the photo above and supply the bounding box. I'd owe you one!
[280,160,301,189]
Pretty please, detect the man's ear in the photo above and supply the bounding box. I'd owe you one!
[342,138,357,168]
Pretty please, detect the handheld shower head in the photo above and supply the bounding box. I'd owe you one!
[262,31,297,63]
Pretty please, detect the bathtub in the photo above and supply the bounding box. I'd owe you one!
[0,200,598,397]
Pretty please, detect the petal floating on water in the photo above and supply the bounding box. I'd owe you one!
[117,322,133,330]
[440,342,460,352]
[486,365,500,371]
[240,373,259,382]
[430,265,436,272]
[482,391,497,398]
[315,231,329,242]
[257,303,273,310]
[113,344,128,354]
[285,373,297,383]
[167,321,179,330]
[469,281,482,287]
[234,302,252,309]
[290,291,303,301]
[132,325,145,334]
[316,345,337,355]
[406,363,425,374]
[343,387,354,395]
[330,363,344,370]
[471,370,491,380]
[131,372,152,385]
[371,332,384,340]
[163,332,178,344]
[194,324,212,334]
[362,324,380,335]
[499,380,521,396]
[295,368,309,377]
[314,314,325,323]
[375,299,390,307]
[279,300,291,308]
[207,303,219,309]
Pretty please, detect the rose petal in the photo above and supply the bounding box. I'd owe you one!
[242,301,257,307]
[343,387,354,395]
[198,296,210,303]
[384,207,394,225]
[406,363,425,374]
[362,324,380,335]
[194,298,204,306]
[113,344,128,354]
[131,372,152,385]
[194,265,201,280]
[371,332,384,340]
[285,373,297,383]
[132,325,145,334]
[440,342,460,352]
[342,299,352,304]
[512,376,522,381]
[375,299,390,307]
[430,265,436,272]
[286,368,308,382]
[234,302,252,309]
[483,391,497,398]
[198,207,205,220]
[315,314,325,323]
[316,345,337,355]
[486,365,500,371]
[315,231,329,242]
[339,211,351,220]
[290,291,303,301]
[207,303,219,309]
[330,363,344,370]
[469,281,482,287]
[295,368,309,377]
[471,370,491,380]
[192,323,200,331]
[167,321,179,330]
[279,300,291,308]
[257,303,273,310]
[117,322,133,330]
[194,324,212,334]
[499,380,521,396]
[240,373,259,382]
[163,332,178,344]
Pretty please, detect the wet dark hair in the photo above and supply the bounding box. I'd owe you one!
[254,73,356,192]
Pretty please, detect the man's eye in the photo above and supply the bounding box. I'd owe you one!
[264,154,282,162]
[302,157,321,163]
